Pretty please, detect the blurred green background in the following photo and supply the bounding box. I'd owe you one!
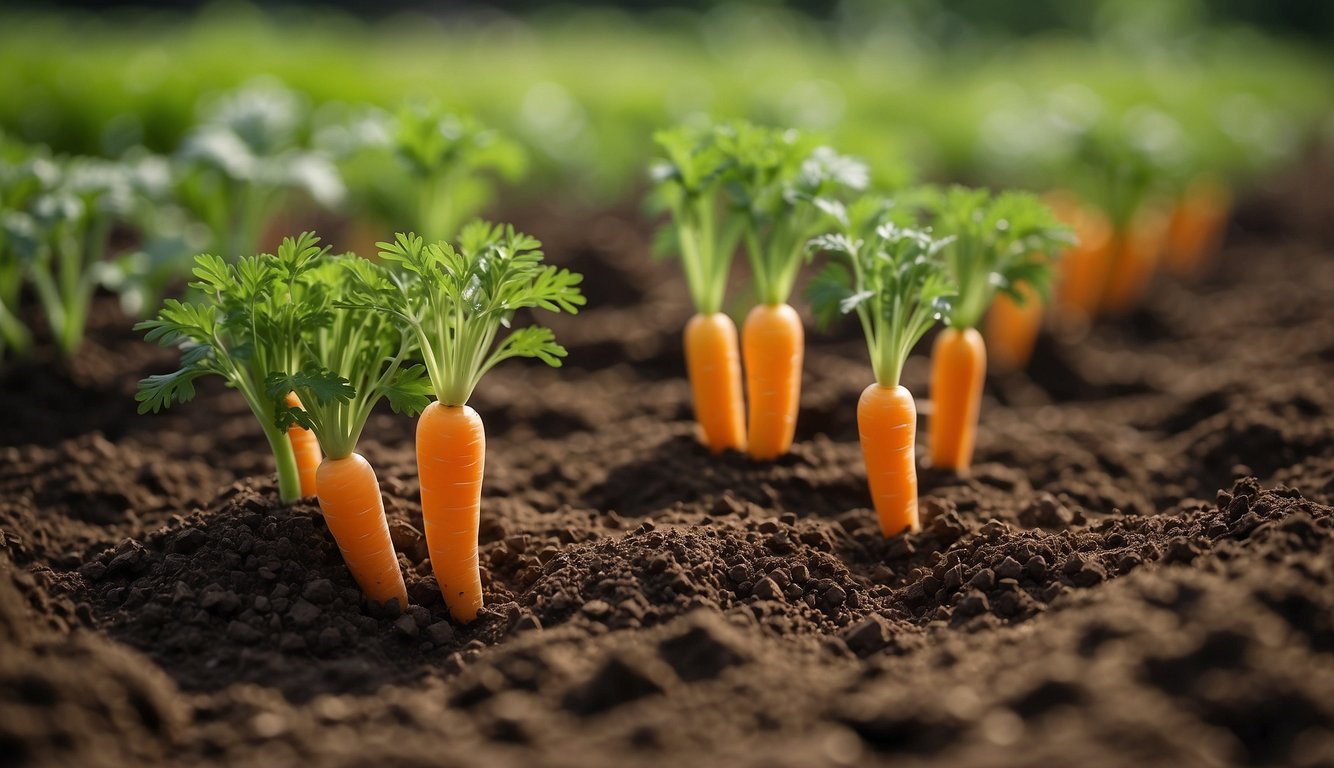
[2,0,1331,203]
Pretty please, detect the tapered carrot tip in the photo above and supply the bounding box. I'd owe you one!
[742,303,804,461]
[929,327,986,473]
[417,402,486,624]
[316,453,408,607]
[684,313,747,453]
[858,383,920,537]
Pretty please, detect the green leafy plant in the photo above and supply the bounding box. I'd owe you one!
[266,256,433,461]
[809,198,955,386]
[176,82,344,259]
[136,232,333,503]
[351,220,585,407]
[328,105,525,244]
[717,121,869,307]
[649,122,740,316]
[921,186,1072,330]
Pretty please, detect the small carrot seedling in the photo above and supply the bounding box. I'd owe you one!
[266,254,433,608]
[809,198,954,536]
[650,123,746,453]
[922,187,1071,473]
[347,221,584,622]
[135,233,333,504]
[716,122,868,460]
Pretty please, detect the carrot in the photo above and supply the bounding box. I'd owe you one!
[925,187,1069,473]
[1101,204,1168,315]
[684,313,746,452]
[928,327,986,471]
[266,243,431,607]
[1053,205,1113,327]
[716,122,866,459]
[983,282,1042,373]
[369,224,583,623]
[652,126,746,452]
[316,453,408,607]
[1165,175,1231,279]
[416,402,485,622]
[808,200,954,537]
[285,392,322,496]
[742,303,803,460]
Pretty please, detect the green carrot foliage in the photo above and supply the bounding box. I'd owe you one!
[808,198,955,387]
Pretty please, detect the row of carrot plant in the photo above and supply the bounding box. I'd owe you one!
[3,99,1233,623]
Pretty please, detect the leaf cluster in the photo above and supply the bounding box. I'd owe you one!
[351,220,585,406]
[916,186,1072,330]
[808,197,955,387]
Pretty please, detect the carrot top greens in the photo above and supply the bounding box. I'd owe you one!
[136,233,333,502]
[922,186,1072,331]
[808,198,955,388]
[265,256,433,461]
[718,122,868,307]
[348,221,585,408]
[650,123,739,316]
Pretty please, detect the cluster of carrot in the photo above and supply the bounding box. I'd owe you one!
[654,122,1073,536]
[985,174,1232,373]
[138,225,584,621]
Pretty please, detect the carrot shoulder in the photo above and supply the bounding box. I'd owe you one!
[316,453,408,607]
[929,327,986,472]
[684,312,746,453]
[417,402,485,623]
[984,283,1042,373]
[743,302,804,460]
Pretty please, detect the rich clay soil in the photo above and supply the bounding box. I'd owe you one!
[3,160,1334,768]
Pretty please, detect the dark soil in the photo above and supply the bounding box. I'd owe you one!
[3,159,1334,768]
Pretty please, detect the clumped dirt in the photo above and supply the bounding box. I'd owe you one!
[3,159,1334,767]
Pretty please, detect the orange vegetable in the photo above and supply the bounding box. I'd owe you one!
[1053,204,1114,327]
[742,303,804,460]
[929,327,986,472]
[316,453,408,607]
[684,313,747,453]
[1165,176,1231,279]
[417,402,485,623]
[1102,205,1168,315]
[984,282,1043,373]
[859,384,920,537]
[285,392,322,496]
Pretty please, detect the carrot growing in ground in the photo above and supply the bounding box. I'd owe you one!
[650,124,746,452]
[808,199,954,536]
[1164,174,1232,279]
[267,255,432,608]
[1050,197,1114,331]
[350,222,584,622]
[925,187,1070,473]
[136,233,333,504]
[719,122,868,459]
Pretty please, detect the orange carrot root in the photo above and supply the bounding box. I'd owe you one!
[984,284,1042,373]
[1102,206,1168,315]
[929,327,986,473]
[1054,206,1113,329]
[858,383,920,537]
[417,402,485,623]
[684,312,747,453]
[742,303,804,460]
[1166,177,1231,279]
[285,392,322,497]
[315,453,407,608]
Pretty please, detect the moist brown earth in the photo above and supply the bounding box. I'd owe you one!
[3,160,1334,768]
